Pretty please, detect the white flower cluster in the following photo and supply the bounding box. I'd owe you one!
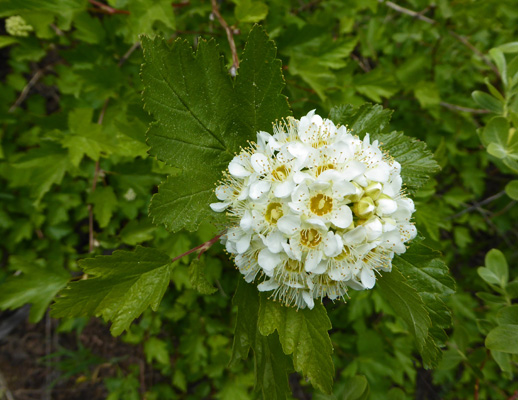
[211,111,416,309]
[5,16,33,37]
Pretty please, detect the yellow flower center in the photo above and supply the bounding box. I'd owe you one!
[265,202,283,224]
[310,193,333,216]
[284,259,304,273]
[316,163,335,176]
[300,228,322,248]
[272,165,290,181]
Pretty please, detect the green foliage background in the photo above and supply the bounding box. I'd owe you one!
[1,0,518,398]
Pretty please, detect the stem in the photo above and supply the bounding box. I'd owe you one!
[88,0,130,15]
[449,191,506,219]
[171,231,226,263]
[440,102,490,114]
[9,69,45,113]
[211,0,239,75]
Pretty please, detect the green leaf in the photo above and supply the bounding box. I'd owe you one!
[373,131,441,194]
[477,267,501,286]
[89,186,118,228]
[329,103,392,138]
[12,143,71,202]
[497,305,518,325]
[235,0,269,23]
[489,48,507,87]
[484,249,508,287]
[482,116,509,150]
[141,26,290,232]
[148,170,225,232]
[472,91,504,114]
[144,337,170,365]
[120,219,155,245]
[485,325,518,354]
[0,264,69,323]
[354,68,399,102]
[505,180,518,200]
[414,81,440,108]
[62,108,117,166]
[231,280,291,400]
[52,246,173,336]
[497,42,518,53]
[387,241,454,367]
[377,267,432,361]
[342,375,370,400]
[126,0,175,41]
[258,294,334,394]
[0,36,19,49]
[189,258,217,295]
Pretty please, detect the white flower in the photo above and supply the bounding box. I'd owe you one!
[5,16,33,37]
[211,111,417,309]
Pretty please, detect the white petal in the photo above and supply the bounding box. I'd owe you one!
[251,153,270,175]
[228,159,250,178]
[361,267,376,289]
[312,260,328,274]
[365,162,390,182]
[236,233,252,254]
[332,180,356,197]
[342,226,367,245]
[263,230,285,253]
[258,279,280,292]
[306,218,328,230]
[240,210,253,231]
[324,232,343,257]
[274,180,295,198]
[249,180,271,200]
[305,251,323,272]
[210,202,230,212]
[302,291,315,309]
[258,248,282,272]
[215,185,231,200]
[365,218,383,241]
[288,142,310,162]
[330,206,353,228]
[293,171,312,184]
[342,160,366,181]
[329,265,352,281]
[377,198,398,215]
[277,215,301,235]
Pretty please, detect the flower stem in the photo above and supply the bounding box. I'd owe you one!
[171,231,226,263]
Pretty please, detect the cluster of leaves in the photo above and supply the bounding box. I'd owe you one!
[1,0,518,399]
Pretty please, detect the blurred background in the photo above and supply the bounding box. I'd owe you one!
[1,0,518,399]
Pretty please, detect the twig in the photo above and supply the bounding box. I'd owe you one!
[449,191,506,219]
[440,102,490,114]
[88,0,130,15]
[118,42,140,66]
[382,0,435,24]
[171,231,226,263]
[210,0,239,75]
[379,0,500,77]
[9,69,45,113]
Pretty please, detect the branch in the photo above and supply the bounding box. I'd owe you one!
[449,191,506,220]
[171,231,226,263]
[379,0,500,77]
[88,0,130,15]
[8,69,45,113]
[211,0,239,76]
[440,101,490,114]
